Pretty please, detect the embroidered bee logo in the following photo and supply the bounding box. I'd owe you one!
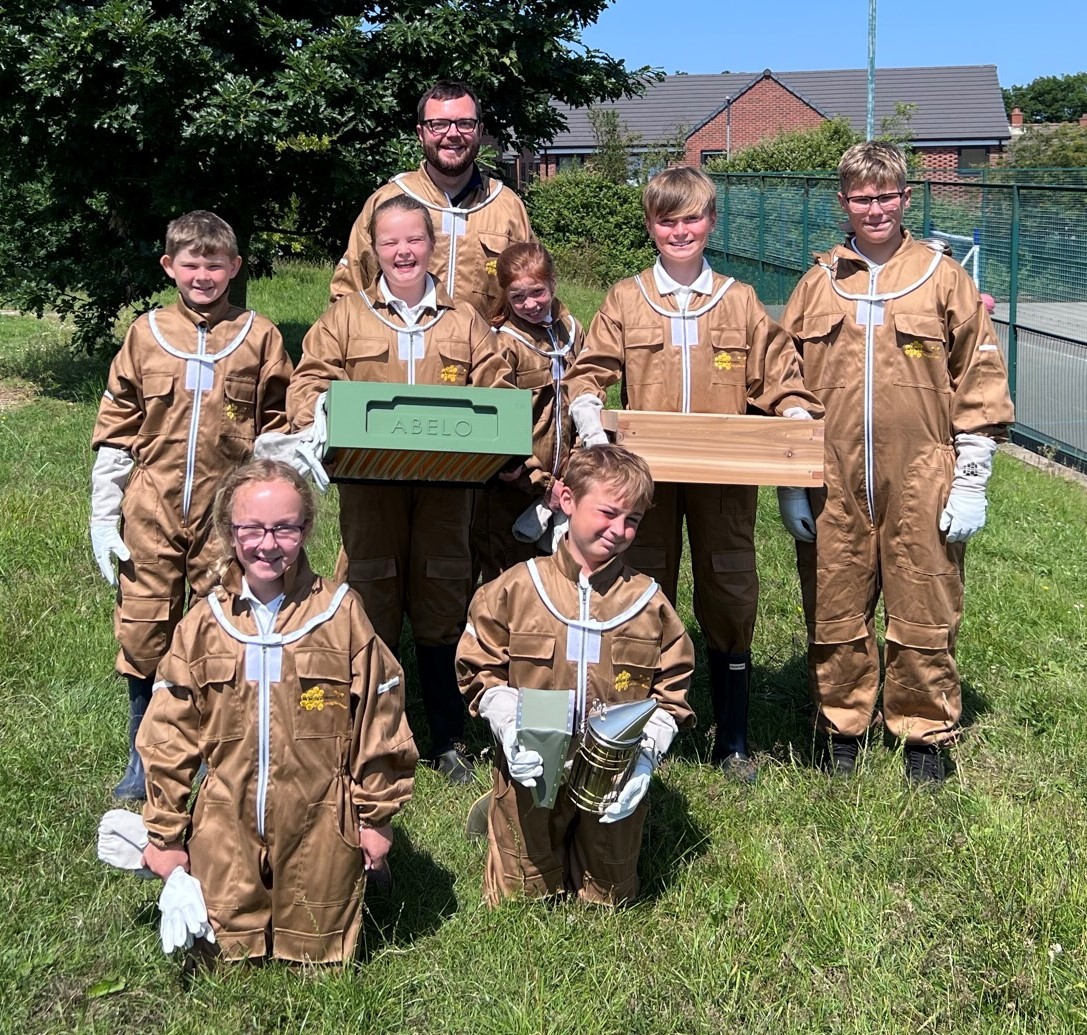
[903,340,938,359]
[224,401,241,421]
[299,686,347,711]
[615,670,632,692]
[714,352,733,371]
[485,259,498,276]
[439,364,461,383]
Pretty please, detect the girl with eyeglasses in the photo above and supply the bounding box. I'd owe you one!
[136,458,418,964]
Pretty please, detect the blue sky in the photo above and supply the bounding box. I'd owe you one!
[581,0,1080,89]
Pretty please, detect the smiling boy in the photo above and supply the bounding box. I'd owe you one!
[564,167,820,780]
[90,210,293,799]
[779,141,1014,782]
[457,445,694,906]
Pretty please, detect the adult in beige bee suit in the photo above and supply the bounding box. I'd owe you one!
[779,141,1014,782]
[329,80,533,314]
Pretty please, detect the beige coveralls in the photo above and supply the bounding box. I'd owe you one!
[91,297,292,678]
[473,301,585,582]
[287,281,514,651]
[138,556,418,963]
[457,540,695,906]
[564,264,821,652]
[781,231,1014,745]
[329,163,534,315]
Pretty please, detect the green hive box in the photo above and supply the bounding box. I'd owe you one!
[325,381,533,485]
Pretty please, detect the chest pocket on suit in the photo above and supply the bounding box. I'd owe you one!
[608,636,660,700]
[221,374,257,453]
[293,648,353,739]
[434,333,471,385]
[893,313,950,392]
[192,653,243,744]
[139,372,175,438]
[470,230,509,307]
[514,358,554,392]
[709,329,749,386]
[798,312,847,390]
[622,331,664,386]
[346,335,390,383]
[508,631,556,691]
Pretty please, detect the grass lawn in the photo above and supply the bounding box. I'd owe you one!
[1,265,1086,1033]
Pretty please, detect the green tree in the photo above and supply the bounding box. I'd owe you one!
[1006,125,1087,168]
[0,0,651,348]
[1003,73,1087,123]
[586,110,641,183]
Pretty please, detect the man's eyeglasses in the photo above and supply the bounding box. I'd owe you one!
[844,191,905,212]
[421,118,480,135]
[232,523,306,547]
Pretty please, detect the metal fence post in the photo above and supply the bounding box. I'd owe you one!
[757,175,766,275]
[801,178,811,270]
[1007,184,1020,404]
[922,180,932,236]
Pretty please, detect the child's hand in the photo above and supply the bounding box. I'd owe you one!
[142,842,190,881]
[359,823,394,872]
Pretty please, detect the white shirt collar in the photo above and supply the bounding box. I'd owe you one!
[653,258,714,297]
[379,274,438,325]
[240,577,285,635]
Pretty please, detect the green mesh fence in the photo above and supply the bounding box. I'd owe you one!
[706,172,1087,469]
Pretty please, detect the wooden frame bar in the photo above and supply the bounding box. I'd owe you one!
[600,410,824,486]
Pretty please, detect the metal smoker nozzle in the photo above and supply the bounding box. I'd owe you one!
[587,698,658,747]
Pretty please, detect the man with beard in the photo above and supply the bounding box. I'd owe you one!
[329,81,534,317]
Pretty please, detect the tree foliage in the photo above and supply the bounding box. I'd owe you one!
[525,166,654,287]
[0,0,652,348]
[1006,125,1087,169]
[584,109,686,184]
[1003,73,1087,124]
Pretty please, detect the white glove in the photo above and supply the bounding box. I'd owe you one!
[600,749,654,824]
[570,394,609,448]
[90,446,134,586]
[939,433,997,543]
[599,705,675,824]
[777,487,816,543]
[477,684,545,786]
[254,393,330,492]
[500,722,545,788]
[90,524,131,587]
[97,809,155,879]
[782,407,814,421]
[158,867,216,955]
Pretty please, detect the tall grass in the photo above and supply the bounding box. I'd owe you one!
[1,267,1086,1033]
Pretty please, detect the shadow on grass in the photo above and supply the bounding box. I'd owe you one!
[638,780,709,902]
[0,323,112,404]
[276,323,311,362]
[359,828,458,960]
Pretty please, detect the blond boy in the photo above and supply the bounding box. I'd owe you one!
[779,141,1014,781]
[564,168,820,779]
[457,445,694,906]
[90,210,293,799]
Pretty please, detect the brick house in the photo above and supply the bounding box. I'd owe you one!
[526,65,1011,181]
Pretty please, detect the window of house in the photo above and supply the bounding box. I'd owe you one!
[701,150,726,165]
[958,146,989,173]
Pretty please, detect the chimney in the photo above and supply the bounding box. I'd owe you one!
[1010,107,1023,128]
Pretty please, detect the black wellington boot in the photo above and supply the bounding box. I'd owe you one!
[707,649,756,782]
[415,643,473,785]
[112,674,154,800]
